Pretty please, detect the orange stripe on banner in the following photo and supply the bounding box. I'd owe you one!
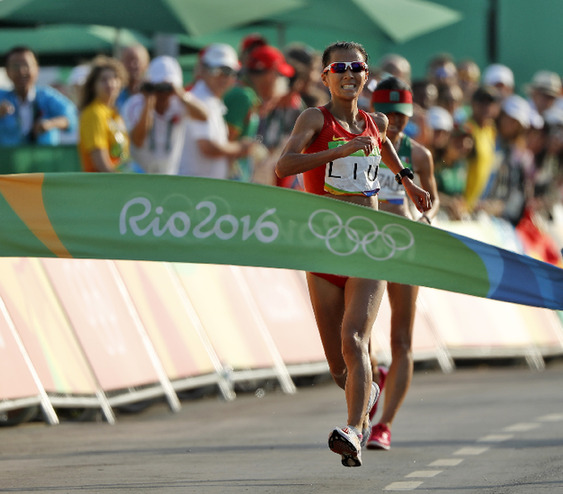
[0,174,71,258]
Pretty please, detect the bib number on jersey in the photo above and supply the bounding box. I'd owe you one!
[324,141,381,196]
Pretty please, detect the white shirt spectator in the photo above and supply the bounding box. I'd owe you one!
[178,79,230,179]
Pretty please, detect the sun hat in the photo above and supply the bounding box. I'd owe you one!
[501,95,531,128]
[201,43,240,71]
[483,64,514,88]
[526,70,562,97]
[246,45,295,77]
[371,85,413,117]
[240,33,267,54]
[147,56,183,87]
[426,106,454,131]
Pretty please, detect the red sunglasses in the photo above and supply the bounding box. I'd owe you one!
[323,61,368,74]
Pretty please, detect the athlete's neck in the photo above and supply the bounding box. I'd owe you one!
[326,101,363,131]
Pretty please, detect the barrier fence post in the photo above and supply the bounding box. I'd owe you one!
[107,260,181,413]
[165,263,236,401]
[230,266,296,395]
[0,295,59,425]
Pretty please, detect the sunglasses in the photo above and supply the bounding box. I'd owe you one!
[207,65,238,77]
[323,61,368,74]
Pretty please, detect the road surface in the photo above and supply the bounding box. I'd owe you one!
[2,361,563,493]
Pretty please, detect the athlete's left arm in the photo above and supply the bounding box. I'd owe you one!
[373,112,432,213]
[411,141,440,222]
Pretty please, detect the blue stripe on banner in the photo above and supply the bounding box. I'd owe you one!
[450,232,563,309]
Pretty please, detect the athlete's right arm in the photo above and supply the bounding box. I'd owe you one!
[276,108,376,178]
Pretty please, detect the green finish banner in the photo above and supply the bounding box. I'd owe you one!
[0,173,561,310]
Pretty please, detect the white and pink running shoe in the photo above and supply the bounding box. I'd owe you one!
[328,425,363,467]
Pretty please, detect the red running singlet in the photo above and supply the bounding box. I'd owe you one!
[302,106,382,197]
[303,106,382,288]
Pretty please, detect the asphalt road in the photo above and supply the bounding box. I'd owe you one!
[2,360,563,493]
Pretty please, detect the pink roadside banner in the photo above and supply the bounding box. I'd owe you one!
[0,258,98,395]
[113,260,219,380]
[40,258,162,391]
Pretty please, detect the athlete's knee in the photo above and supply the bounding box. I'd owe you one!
[390,330,413,353]
[341,331,368,361]
[390,337,413,360]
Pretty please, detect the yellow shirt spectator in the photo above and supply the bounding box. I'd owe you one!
[79,100,129,173]
[464,119,497,210]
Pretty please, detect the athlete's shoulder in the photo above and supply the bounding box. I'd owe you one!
[295,106,326,127]
[303,106,325,116]
[369,111,388,132]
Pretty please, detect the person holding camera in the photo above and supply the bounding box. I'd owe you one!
[122,56,207,175]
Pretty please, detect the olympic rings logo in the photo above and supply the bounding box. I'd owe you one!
[308,209,414,261]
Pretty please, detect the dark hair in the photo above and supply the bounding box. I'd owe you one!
[375,75,411,93]
[322,41,368,69]
[4,45,37,67]
[79,55,128,110]
[284,43,315,67]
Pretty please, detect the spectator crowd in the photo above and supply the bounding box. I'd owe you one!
[0,39,562,258]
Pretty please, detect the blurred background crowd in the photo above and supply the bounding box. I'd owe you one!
[0,0,562,266]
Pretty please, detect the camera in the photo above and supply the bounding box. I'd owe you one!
[140,82,174,93]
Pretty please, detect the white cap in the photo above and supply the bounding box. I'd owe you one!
[147,56,183,87]
[201,43,240,71]
[526,70,562,97]
[483,64,514,88]
[501,95,531,128]
[426,106,454,131]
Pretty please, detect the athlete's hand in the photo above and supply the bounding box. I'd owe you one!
[404,180,432,212]
[340,136,377,157]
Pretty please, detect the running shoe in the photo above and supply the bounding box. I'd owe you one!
[360,381,380,448]
[328,426,363,467]
[366,423,391,450]
[369,365,388,422]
